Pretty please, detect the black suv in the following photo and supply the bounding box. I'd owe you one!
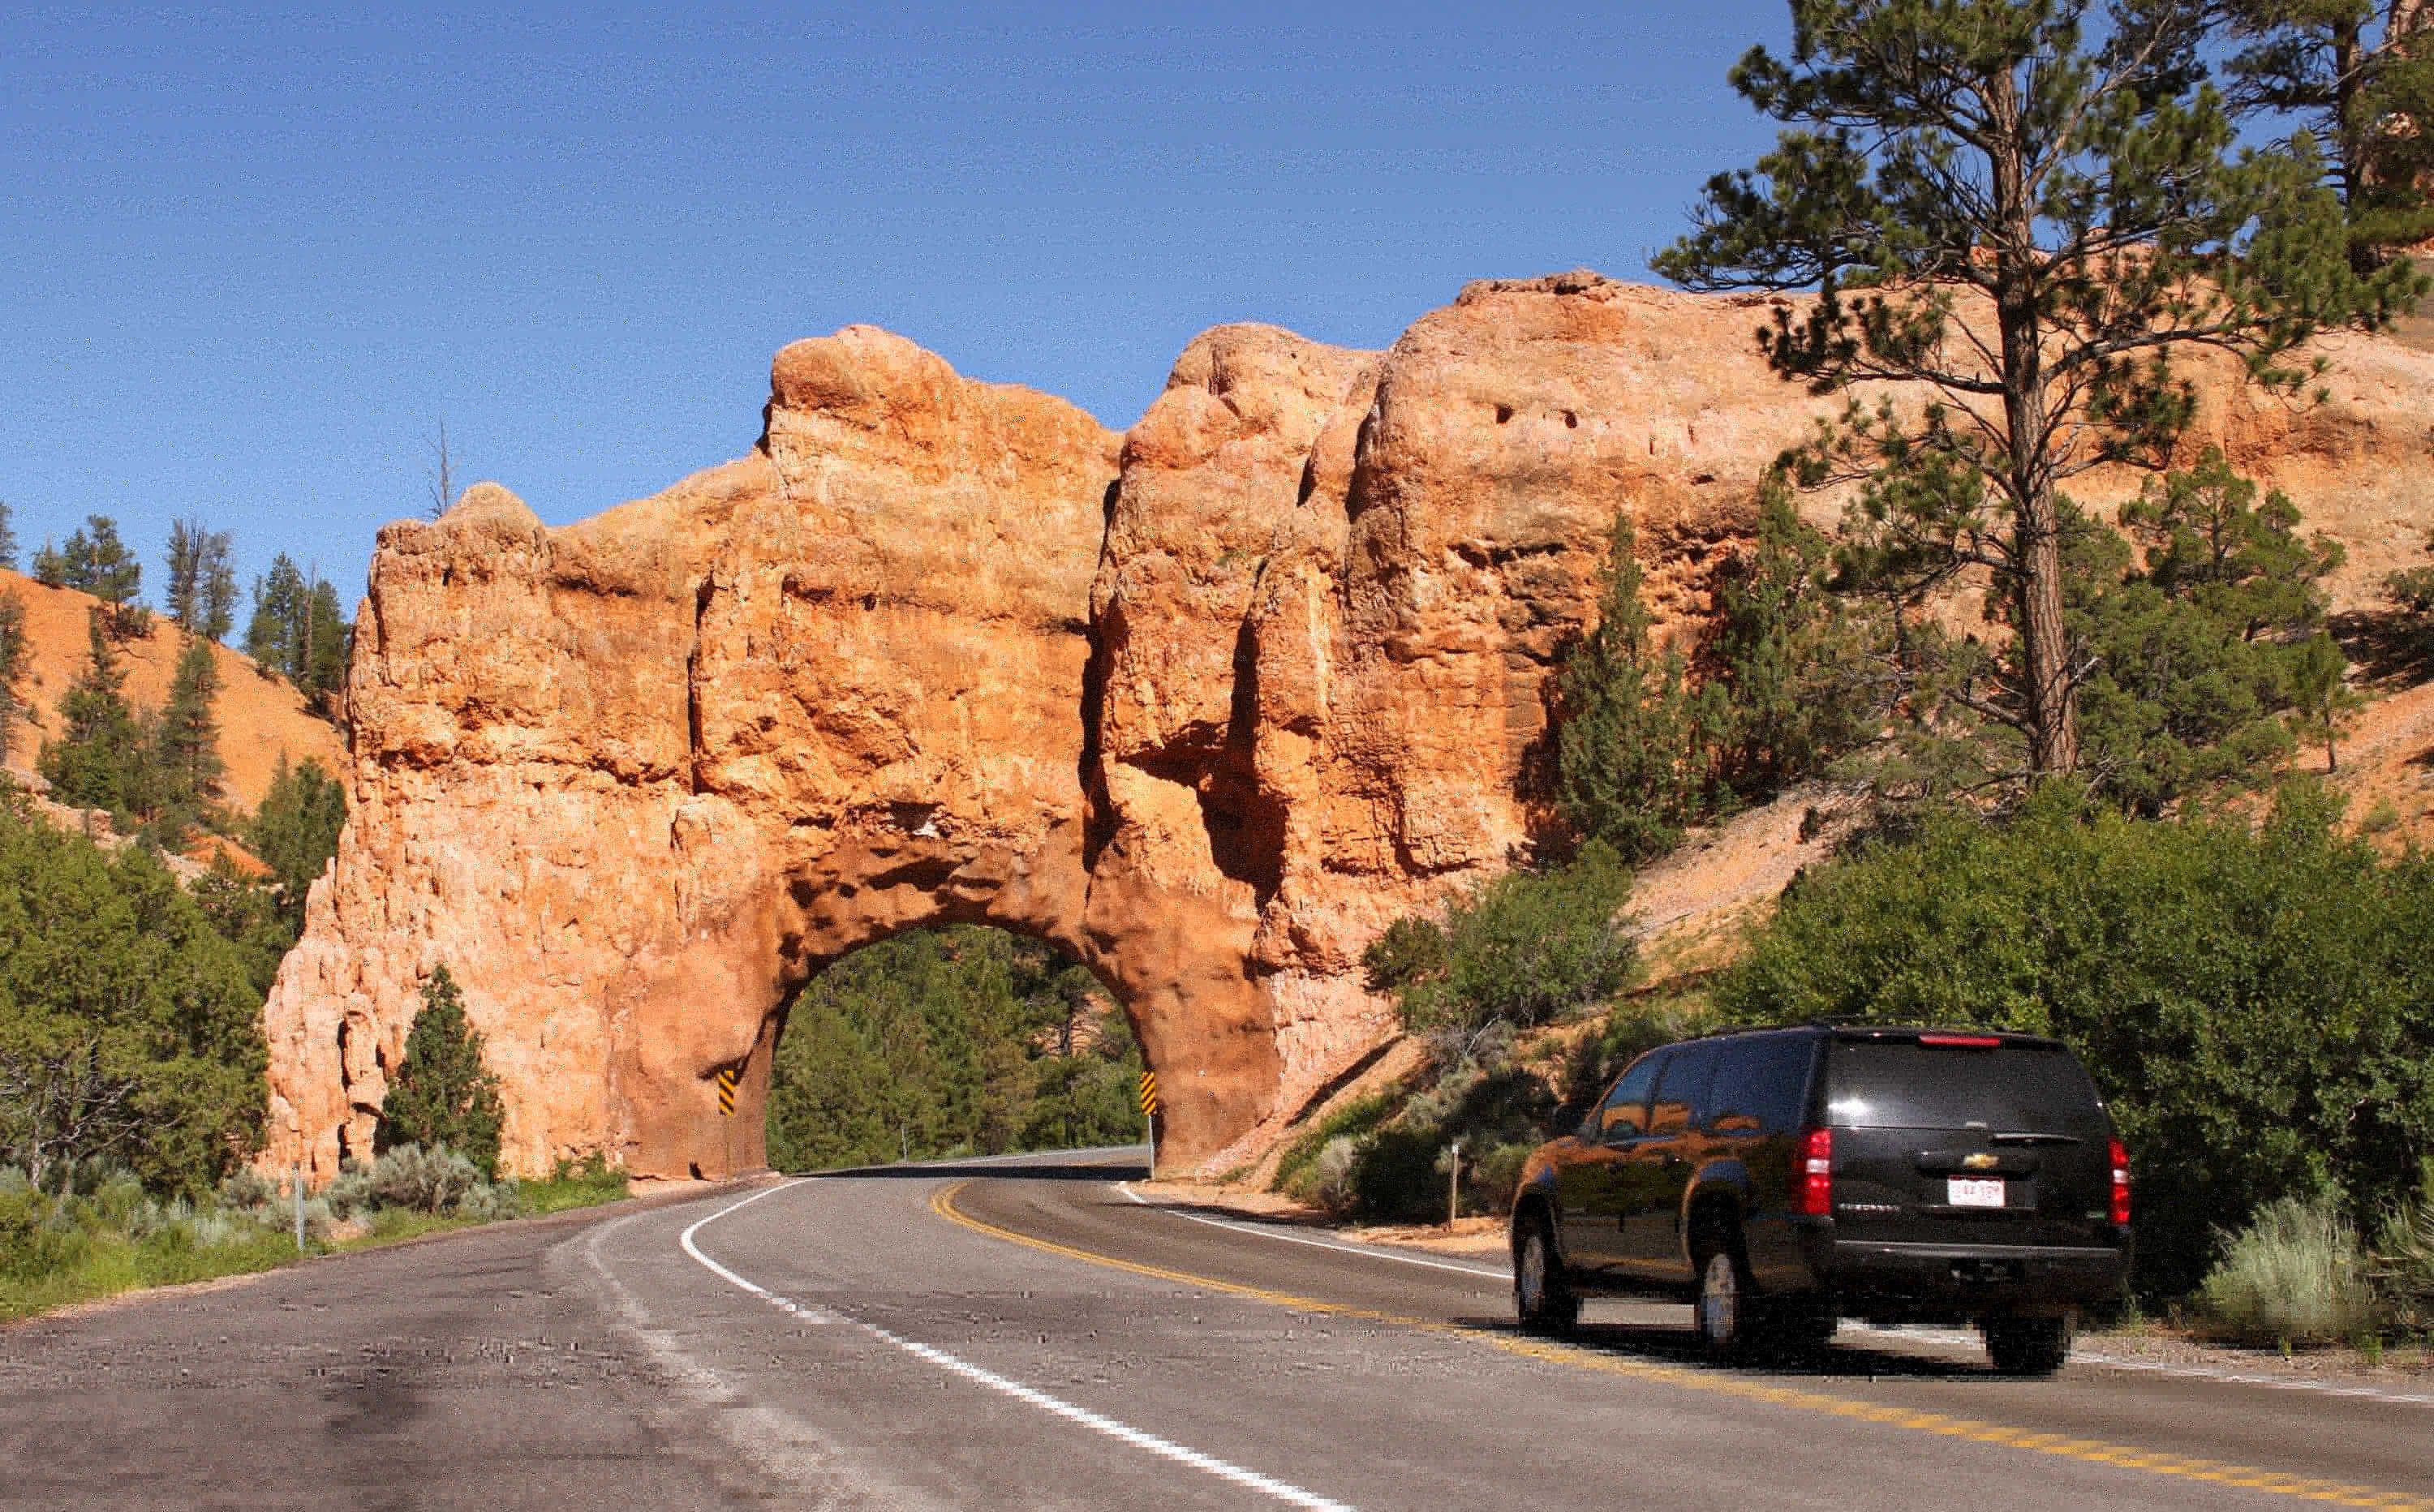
[1508,1025,2131,1374]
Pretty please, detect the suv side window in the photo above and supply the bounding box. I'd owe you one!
[1702,1035,1816,1136]
[1592,1053,1662,1141]
[1649,1042,1719,1136]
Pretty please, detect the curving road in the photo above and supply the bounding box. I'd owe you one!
[4,1149,2429,1510]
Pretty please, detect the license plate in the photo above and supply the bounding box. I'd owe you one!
[1947,1177,2006,1208]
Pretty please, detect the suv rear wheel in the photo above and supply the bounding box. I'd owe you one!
[1690,1222,1757,1359]
[1983,1314,2073,1376]
[1514,1210,1579,1336]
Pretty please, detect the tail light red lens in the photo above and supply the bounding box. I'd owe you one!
[1794,1128,1833,1216]
[2109,1137,2132,1226]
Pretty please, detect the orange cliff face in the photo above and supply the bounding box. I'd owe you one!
[257,278,2434,1183]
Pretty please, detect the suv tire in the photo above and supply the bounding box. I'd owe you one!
[1514,1210,1580,1336]
[1983,1315,2073,1376]
[1690,1221,1757,1360]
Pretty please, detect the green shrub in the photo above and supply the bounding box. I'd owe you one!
[0,799,266,1198]
[1369,841,1635,1061]
[1273,1092,1398,1205]
[520,1152,628,1217]
[1470,1140,1537,1216]
[1305,1137,1361,1213]
[0,1166,307,1320]
[2200,1196,2382,1347]
[1348,1127,1447,1223]
[1305,1063,1562,1224]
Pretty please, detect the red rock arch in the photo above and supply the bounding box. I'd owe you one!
[267,274,2427,1182]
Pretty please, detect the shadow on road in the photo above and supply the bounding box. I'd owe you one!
[1451,1315,1998,1381]
[789,1157,1150,1185]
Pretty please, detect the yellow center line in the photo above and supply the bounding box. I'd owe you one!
[931,1181,2433,1511]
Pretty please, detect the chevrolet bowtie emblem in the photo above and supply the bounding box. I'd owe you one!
[1963,1153,2000,1171]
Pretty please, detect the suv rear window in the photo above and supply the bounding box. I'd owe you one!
[1824,1038,2106,1134]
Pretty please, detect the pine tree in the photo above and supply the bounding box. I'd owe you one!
[2222,0,2434,271]
[1705,475,1878,796]
[246,754,346,932]
[165,520,203,632]
[29,539,65,588]
[163,520,234,640]
[153,634,226,823]
[1653,0,2423,781]
[0,590,26,767]
[0,806,267,1197]
[200,546,238,645]
[1555,514,1724,862]
[376,964,506,1176]
[38,611,150,816]
[59,515,144,638]
[243,556,349,716]
[245,555,304,672]
[302,578,350,717]
[0,500,16,572]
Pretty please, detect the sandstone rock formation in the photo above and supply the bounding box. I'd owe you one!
[260,277,2434,1183]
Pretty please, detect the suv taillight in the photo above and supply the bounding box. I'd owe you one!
[1794,1128,1833,1216]
[2109,1137,2131,1226]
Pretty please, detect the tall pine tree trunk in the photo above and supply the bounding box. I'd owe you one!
[1992,75,2080,777]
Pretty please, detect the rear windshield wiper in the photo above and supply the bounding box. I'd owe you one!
[1988,1132,2084,1147]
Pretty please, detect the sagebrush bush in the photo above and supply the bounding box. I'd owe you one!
[0,1166,304,1316]
[217,1167,279,1213]
[326,1145,518,1221]
[1308,1138,1360,1214]
[2199,1196,2382,1346]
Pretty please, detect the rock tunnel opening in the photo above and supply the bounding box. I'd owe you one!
[750,923,1150,1179]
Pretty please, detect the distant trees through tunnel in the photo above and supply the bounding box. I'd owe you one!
[763,926,1147,1171]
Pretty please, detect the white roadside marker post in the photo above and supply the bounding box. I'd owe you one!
[1447,1137,1461,1229]
[292,1166,306,1252]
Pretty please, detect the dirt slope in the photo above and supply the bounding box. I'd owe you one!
[1,569,349,816]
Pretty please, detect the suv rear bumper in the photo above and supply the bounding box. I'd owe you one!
[1803,1235,2128,1316]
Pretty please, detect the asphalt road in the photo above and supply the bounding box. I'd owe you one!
[4,1149,2429,1510]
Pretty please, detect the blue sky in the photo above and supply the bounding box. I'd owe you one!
[2,2,1791,605]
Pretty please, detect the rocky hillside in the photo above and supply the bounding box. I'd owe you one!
[256,274,2434,1185]
[2,569,348,814]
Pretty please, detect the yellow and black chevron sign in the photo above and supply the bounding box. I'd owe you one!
[1137,1070,1158,1118]
[717,1067,737,1119]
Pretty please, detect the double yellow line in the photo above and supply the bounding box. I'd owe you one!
[932,1181,2432,1510]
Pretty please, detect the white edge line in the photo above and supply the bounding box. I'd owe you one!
[1116,1182,1510,1281]
[677,1179,1358,1512]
